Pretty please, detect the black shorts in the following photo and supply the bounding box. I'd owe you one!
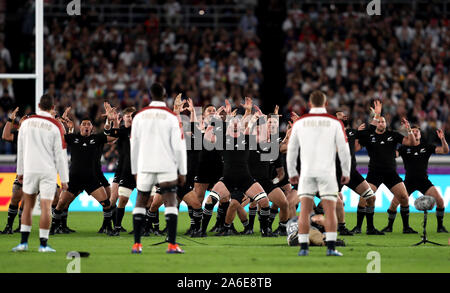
[257,178,277,195]
[404,177,433,196]
[177,174,195,200]
[119,172,136,190]
[275,174,290,189]
[347,168,366,191]
[98,171,110,188]
[178,151,199,199]
[194,158,223,186]
[366,169,403,190]
[338,168,366,191]
[113,161,122,184]
[220,175,255,194]
[113,172,121,184]
[230,190,246,203]
[68,175,103,196]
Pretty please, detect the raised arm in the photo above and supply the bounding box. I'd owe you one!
[435,129,449,154]
[370,100,382,127]
[173,93,183,115]
[187,98,197,123]
[61,107,75,134]
[2,107,19,141]
[400,118,415,146]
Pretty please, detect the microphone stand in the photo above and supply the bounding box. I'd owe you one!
[413,211,443,246]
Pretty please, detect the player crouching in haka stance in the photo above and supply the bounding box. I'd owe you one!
[287,91,351,256]
[103,105,137,236]
[334,110,381,235]
[51,116,117,235]
[357,100,418,234]
[384,126,449,233]
[1,107,27,234]
[130,83,187,254]
[201,110,276,237]
[214,102,289,236]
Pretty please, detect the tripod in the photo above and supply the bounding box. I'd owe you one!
[413,211,442,246]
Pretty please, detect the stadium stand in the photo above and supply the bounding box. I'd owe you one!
[281,3,450,147]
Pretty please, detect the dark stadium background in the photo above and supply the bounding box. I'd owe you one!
[0,0,449,170]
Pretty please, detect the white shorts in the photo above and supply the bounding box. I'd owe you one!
[298,175,338,202]
[22,173,57,200]
[136,172,178,192]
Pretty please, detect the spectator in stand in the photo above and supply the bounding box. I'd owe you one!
[282,4,450,146]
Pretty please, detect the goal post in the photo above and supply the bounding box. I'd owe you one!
[0,0,44,112]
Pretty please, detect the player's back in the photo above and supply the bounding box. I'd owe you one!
[131,102,184,174]
[294,112,346,177]
[18,112,65,175]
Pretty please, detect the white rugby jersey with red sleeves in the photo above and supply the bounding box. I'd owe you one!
[16,110,69,183]
[130,101,187,176]
[286,107,351,179]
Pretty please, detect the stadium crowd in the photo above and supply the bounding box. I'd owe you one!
[1,3,449,155]
[0,2,262,168]
[282,4,450,145]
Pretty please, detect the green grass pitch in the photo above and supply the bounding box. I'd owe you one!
[0,212,448,273]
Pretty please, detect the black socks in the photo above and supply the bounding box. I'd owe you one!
[356,206,366,228]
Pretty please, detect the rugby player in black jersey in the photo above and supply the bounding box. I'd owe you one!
[280,116,300,219]
[186,104,227,234]
[104,106,137,236]
[96,132,115,234]
[1,107,26,234]
[52,115,116,234]
[218,112,288,236]
[335,110,381,235]
[201,105,275,237]
[174,96,204,236]
[357,100,417,234]
[383,126,449,233]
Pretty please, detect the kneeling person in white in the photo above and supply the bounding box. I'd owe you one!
[13,94,69,252]
[287,91,351,256]
[130,83,187,254]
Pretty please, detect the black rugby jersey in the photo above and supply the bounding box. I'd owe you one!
[65,133,108,176]
[198,119,224,165]
[346,128,359,169]
[108,126,132,175]
[398,143,436,179]
[248,136,273,180]
[222,134,252,177]
[358,125,404,172]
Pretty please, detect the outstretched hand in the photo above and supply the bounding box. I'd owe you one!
[436,129,445,140]
[401,117,411,130]
[290,111,300,122]
[173,93,183,112]
[370,100,382,116]
[9,107,19,121]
